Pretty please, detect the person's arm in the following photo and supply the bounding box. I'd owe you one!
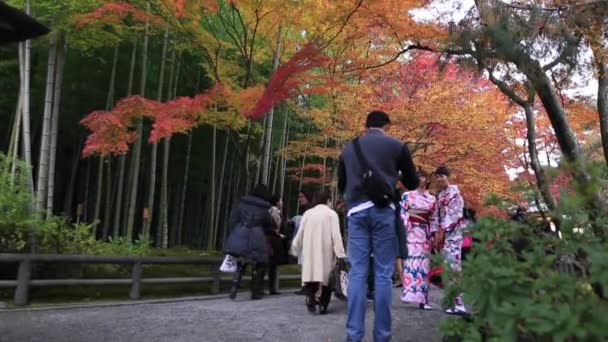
[338,154,346,196]
[269,207,282,233]
[330,211,347,258]
[290,214,306,256]
[400,192,410,228]
[398,144,419,190]
[441,192,464,233]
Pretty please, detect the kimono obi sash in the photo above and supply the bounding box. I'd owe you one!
[408,208,432,225]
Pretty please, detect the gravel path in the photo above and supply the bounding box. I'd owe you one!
[0,287,445,342]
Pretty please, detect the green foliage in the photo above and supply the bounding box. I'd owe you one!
[441,181,608,341]
[0,153,35,252]
[38,217,98,254]
[93,236,152,256]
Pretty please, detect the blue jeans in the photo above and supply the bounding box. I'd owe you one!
[346,206,396,342]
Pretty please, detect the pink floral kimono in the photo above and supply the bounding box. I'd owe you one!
[432,184,466,306]
[400,190,437,304]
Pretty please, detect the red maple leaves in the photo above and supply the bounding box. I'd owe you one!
[81,85,239,156]
[81,96,156,157]
[74,2,160,28]
[248,42,330,119]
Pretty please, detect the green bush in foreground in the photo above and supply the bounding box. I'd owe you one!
[440,187,608,341]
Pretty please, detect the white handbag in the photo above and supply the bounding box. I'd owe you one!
[219,254,237,273]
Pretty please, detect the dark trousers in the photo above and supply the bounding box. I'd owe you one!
[304,282,332,308]
[231,262,266,299]
[268,263,278,292]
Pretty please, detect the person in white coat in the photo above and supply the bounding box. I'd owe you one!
[291,190,347,314]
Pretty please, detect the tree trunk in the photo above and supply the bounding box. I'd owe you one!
[115,41,137,238]
[177,131,193,246]
[221,156,234,246]
[93,157,104,229]
[35,33,58,213]
[9,93,22,182]
[83,159,91,222]
[598,61,608,166]
[147,27,169,243]
[160,137,170,248]
[261,27,283,185]
[126,2,150,241]
[321,136,328,189]
[524,104,557,211]
[296,154,306,214]
[21,2,34,196]
[213,132,229,248]
[159,45,176,249]
[207,126,218,250]
[8,44,24,167]
[102,159,113,240]
[173,51,182,98]
[279,117,290,198]
[46,37,67,217]
[254,116,267,185]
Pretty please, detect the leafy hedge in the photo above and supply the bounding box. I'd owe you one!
[440,180,608,341]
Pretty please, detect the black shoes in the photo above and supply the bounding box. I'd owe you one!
[306,296,317,314]
[319,305,328,315]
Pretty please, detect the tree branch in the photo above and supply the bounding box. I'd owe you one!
[319,0,364,50]
[487,68,528,107]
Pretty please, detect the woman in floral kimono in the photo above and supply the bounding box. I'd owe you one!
[400,170,436,310]
[431,165,467,315]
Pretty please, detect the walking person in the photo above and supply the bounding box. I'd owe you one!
[267,195,287,295]
[224,184,274,300]
[431,165,467,314]
[338,111,419,342]
[290,190,346,314]
[400,170,436,310]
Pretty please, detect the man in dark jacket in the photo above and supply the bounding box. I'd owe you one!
[224,184,274,300]
[339,111,419,342]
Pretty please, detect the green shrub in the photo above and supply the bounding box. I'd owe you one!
[0,153,35,252]
[38,217,98,254]
[440,187,608,341]
[92,236,152,256]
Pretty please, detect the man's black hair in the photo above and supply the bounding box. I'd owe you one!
[365,110,391,128]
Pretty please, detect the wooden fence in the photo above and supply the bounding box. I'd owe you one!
[0,254,299,306]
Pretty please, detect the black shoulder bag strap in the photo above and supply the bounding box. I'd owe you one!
[352,137,372,177]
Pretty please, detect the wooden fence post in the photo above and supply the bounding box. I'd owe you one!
[211,264,220,294]
[14,259,31,306]
[129,262,142,300]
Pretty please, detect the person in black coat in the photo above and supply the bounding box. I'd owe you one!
[224,184,274,300]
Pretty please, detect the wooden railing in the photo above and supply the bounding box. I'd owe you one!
[0,254,299,306]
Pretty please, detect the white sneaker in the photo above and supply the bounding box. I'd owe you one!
[445,305,467,315]
[419,303,432,310]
